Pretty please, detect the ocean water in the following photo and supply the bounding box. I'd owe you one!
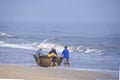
[0,26,120,78]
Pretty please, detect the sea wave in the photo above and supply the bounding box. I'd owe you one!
[0,39,104,55]
[0,32,13,37]
[0,41,37,50]
[0,40,65,52]
[37,39,66,52]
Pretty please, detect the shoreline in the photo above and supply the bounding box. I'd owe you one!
[1,63,119,77]
[0,64,118,80]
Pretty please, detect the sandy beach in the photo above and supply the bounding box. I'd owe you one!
[0,64,117,80]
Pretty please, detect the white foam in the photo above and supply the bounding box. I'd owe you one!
[76,46,85,52]
[0,40,69,52]
[37,42,64,52]
[0,39,104,55]
[74,45,104,55]
[37,39,73,52]
[85,48,98,53]
[84,48,104,55]
[0,41,37,50]
[0,32,13,37]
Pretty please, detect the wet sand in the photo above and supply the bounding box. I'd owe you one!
[0,64,117,80]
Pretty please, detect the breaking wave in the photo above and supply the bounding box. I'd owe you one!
[0,41,38,50]
[76,45,103,54]
[0,32,13,37]
[0,39,104,55]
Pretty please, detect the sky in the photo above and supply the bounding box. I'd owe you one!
[0,0,120,36]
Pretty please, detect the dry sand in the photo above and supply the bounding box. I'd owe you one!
[0,64,118,80]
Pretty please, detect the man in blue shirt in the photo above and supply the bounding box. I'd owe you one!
[62,46,70,67]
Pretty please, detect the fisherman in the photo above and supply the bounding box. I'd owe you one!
[48,46,58,67]
[62,46,70,67]
[35,46,44,66]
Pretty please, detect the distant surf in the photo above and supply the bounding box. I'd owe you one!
[0,32,13,37]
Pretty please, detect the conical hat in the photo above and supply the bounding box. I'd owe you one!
[51,45,56,49]
[39,46,44,49]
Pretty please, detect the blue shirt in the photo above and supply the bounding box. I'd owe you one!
[62,49,69,58]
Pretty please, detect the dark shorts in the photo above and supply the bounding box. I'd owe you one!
[36,56,40,60]
[51,57,57,62]
[64,58,70,65]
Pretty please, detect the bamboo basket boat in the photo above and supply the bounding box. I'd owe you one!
[33,54,63,67]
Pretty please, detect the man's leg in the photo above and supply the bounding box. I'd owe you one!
[50,62,54,67]
[37,59,40,66]
[55,62,58,67]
